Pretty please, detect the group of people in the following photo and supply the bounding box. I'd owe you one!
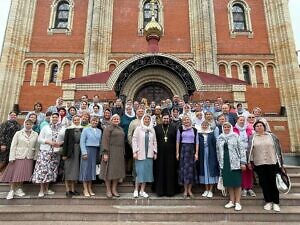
[0,94,285,213]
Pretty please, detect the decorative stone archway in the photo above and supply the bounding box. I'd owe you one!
[121,67,187,101]
[113,54,198,101]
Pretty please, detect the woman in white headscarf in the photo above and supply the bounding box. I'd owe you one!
[62,115,83,197]
[197,121,219,198]
[179,104,192,120]
[132,114,157,198]
[216,122,246,211]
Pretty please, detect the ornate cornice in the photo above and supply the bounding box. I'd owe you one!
[25,52,84,58]
[217,54,275,60]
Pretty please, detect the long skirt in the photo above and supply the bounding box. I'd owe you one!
[135,158,154,183]
[222,144,241,188]
[64,143,80,181]
[32,150,59,184]
[199,145,218,184]
[79,146,98,182]
[178,143,196,185]
[0,159,33,183]
[241,167,254,189]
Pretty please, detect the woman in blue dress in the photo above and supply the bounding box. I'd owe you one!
[197,121,219,198]
[79,116,102,197]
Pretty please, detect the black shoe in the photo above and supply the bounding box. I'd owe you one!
[70,190,80,196]
[66,191,73,198]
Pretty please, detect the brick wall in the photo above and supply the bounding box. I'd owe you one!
[214,0,271,54]
[18,82,63,111]
[111,0,191,53]
[29,0,88,53]
[245,87,281,114]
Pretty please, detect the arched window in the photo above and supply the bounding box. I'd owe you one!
[50,64,58,83]
[243,65,251,84]
[138,0,164,36]
[143,0,159,27]
[228,0,253,38]
[48,0,74,35]
[55,1,70,29]
[232,4,246,31]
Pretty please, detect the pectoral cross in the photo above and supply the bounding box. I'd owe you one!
[164,136,168,142]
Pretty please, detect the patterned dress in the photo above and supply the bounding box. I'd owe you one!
[31,124,62,183]
[177,127,199,185]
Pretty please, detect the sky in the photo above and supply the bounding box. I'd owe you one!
[0,0,299,62]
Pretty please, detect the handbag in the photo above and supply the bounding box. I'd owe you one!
[96,164,101,175]
[276,170,291,194]
[217,177,227,196]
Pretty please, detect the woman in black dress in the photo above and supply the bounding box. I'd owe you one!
[62,115,83,197]
[0,111,21,172]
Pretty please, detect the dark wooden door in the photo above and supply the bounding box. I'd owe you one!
[134,82,173,103]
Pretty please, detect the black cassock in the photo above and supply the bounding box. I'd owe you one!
[153,123,179,197]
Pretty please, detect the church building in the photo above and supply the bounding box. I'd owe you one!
[0,0,299,152]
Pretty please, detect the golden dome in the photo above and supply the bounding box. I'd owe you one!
[144,16,163,38]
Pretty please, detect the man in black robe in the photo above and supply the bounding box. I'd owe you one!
[153,114,179,197]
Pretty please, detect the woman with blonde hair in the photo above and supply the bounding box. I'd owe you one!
[176,115,199,198]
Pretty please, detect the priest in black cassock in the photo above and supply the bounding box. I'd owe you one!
[153,113,179,197]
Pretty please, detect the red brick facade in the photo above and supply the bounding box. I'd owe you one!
[14,0,292,151]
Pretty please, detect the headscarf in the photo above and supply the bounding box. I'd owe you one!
[124,104,135,118]
[193,111,205,126]
[23,119,33,132]
[141,114,154,132]
[196,121,212,134]
[179,104,192,119]
[220,122,235,139]
[67,115,83,129]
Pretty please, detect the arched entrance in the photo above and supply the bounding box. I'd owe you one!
[113,54,198,102]
[134,82,173,103]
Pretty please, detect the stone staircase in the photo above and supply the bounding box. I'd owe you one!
[0,166,299,223]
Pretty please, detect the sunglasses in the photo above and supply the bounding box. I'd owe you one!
[248,116,255,118]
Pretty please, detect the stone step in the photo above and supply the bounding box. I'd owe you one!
[1,192,300,206]
[288,173,300,183]
[0,204,299,222]
[285,165,300,174]
[3,222,300,225]
[1,182,300,194]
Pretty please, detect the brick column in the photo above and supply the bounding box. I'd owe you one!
[0,0,37,121]
[188,0,218,74]
[264,0,300,152]
[84,0,114,75]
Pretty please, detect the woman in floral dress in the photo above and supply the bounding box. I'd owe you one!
[32,113,64,197]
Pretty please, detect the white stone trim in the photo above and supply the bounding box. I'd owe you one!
[254,61,269,87]
[107,53,202,91]
[217,61,230,77]
[48,0,75,35]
